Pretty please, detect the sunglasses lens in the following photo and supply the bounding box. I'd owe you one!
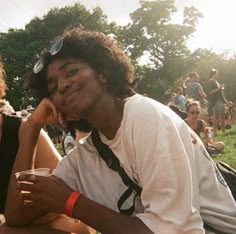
[33,57,45,74]
[190,111,200,115]
[50,37,63,56]
[33,38,63,74]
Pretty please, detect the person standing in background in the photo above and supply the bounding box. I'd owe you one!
[207,69,228,135]
[186,72,207,108]
[173,87,186,111]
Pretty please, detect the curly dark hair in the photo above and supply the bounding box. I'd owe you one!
[30,28,135,100]
[0,59,8,98]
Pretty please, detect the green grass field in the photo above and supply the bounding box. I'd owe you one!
[214,124,236,168]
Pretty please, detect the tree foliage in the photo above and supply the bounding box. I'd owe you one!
[0,4,115,109]
[0,0,236,108]
[117,0,202,101]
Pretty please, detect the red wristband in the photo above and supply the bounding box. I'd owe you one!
[65,191,81,217]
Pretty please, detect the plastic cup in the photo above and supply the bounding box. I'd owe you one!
[15,168,50,179]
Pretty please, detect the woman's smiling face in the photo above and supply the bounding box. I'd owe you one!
[46,57,105,119]
[187,104,201,121]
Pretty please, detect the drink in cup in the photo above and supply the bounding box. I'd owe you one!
[15,168,50,205]
[15,168,50,179]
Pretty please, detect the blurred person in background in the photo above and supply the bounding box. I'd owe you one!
[173,87,186,111]
[186,72,207,108]
[207,69,228,135]
[185,99,225,156]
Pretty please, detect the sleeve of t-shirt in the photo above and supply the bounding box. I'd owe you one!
[53,150,78,191]
[126,104,202,233]
[196,83,204,94]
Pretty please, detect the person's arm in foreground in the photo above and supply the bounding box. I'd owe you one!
[4,99,60,225]
[17,174,153,234]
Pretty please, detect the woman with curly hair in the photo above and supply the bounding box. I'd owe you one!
[0,59,94,233]
[7,28,236,234]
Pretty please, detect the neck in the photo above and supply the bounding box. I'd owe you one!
[84,95,125,140]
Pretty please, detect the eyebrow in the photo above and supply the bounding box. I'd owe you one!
[47,61,77,83]
[59,62,73,70]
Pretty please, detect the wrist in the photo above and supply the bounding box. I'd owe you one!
[65,191,81,217]
[27,114,45,129]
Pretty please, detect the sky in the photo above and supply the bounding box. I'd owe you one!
[0,0,236,55]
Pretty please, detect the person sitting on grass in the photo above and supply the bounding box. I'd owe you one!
[185,99,225,156]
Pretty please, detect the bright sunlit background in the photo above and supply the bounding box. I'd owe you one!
[185,0,236,54]
[0,0,236,55]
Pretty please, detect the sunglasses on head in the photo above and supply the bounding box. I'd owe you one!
[189,111,200,115]
[33,37,64,74]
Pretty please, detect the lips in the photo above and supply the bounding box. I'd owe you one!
[64,88,81,104]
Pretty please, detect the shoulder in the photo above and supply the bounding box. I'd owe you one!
[208,79,216,85]
[195,83,203,89]
[125,94,172,119]
[123,94,184,141]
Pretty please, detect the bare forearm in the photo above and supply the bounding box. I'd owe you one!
[209,87,220,95]
[73,195,153,234]
[5,118,46,225]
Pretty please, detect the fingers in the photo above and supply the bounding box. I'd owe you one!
[17,174,48,192]
[42,98,58,118]
[21,191,34,201]
[18,173,41,183]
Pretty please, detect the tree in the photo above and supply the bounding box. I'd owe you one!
[0,4,115,109]
[118,0,202,101]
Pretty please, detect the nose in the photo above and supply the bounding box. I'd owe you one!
[58,78,71,94]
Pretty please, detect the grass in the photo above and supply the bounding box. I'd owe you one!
[213,124,236,168]
[55,143,63,156]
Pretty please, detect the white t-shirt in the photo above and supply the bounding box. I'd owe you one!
[54,94,236,234]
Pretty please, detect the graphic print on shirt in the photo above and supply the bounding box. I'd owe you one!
[199,142,228,188]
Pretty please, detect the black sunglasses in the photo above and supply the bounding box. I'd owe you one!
[33,37,64,74]
[189,111,200,115]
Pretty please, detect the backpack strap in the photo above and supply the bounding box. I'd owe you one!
[91,128,142,215]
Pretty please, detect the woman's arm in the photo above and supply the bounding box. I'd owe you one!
[34,129,62,170]
[4,119,51,225]
[16,174,153,234]
[5,99,60,225]
[209,83,223,96]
